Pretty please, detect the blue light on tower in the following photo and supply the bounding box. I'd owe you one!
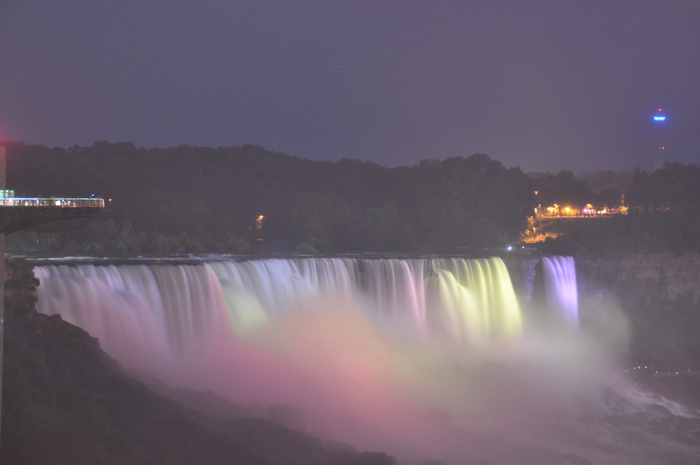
[653,108,667,122]
[652,108,668,170]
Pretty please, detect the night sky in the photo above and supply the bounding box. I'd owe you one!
[1,1,699,173]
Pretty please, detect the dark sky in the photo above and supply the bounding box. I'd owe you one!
[1,1,699,173]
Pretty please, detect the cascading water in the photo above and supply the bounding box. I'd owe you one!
[35,257,524,364]
[541,256,579,328]
[31,255,700,465]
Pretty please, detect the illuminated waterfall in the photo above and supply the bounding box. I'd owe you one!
[32,256,700,465]
[34,257,532,371]
[33,256,584,397]
[429,258,522,345]
[33,256,587,456]
[541,256,579,328]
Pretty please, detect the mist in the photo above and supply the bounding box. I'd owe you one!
[34,257,700,464]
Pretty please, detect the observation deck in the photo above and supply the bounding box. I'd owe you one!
[0,146,105,445]
[0,197,105,233]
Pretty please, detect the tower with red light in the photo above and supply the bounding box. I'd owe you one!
[652,108,667,170]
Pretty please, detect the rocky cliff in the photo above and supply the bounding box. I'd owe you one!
[576,253,700,406]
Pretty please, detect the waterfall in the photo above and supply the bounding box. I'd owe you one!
[31,256,700,465]
[541,256,579,328]
[35,256,528,355]
[33,255,585,395]
[33,256,574,411]
[34,263,231,370]
[33,256,586,364]
[31,255,600,459]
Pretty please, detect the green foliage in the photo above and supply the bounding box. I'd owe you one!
[596,187,623,208]
[627,163,700,211]
[402,154,536,251]
[4,142,536,253]
[350,203,417,251]
[531,170,593,208]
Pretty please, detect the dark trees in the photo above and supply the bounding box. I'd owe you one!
[4,142,536,253]
[543,162,700,256]
[531,170,593,209]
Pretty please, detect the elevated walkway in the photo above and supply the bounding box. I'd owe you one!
[0,198,105,233]
[0,146,106,448]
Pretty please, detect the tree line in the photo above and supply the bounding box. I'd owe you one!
[4,141,535,254]
[5,141,699,255]
[541,163,700,256]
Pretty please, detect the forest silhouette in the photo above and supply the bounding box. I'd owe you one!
[4,141,700,256]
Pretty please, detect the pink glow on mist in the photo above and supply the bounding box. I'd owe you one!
[33,257,688,464]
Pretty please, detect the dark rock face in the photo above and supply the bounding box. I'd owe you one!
[576,253,700,407]
[0,258,396,465]
[577,253,700,301]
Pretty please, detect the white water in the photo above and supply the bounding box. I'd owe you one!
[541,256,579,328]
[35,257,526,366]
[33,256,700,465]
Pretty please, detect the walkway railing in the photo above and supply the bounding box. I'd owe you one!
[0,198,105,208]
[536,212,622,219]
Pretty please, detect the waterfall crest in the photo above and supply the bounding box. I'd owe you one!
[32,256,575,405]
[35,257,529,359]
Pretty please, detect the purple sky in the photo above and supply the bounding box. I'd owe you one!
[1,1,699,173]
